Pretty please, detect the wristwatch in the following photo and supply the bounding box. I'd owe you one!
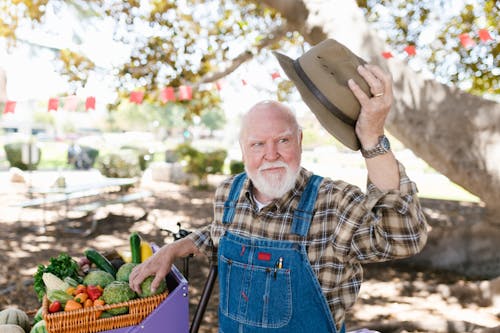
[360,135,391,159]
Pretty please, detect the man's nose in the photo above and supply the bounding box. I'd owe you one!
[264,143,279,160]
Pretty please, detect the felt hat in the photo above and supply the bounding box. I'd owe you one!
[273,38,371,150]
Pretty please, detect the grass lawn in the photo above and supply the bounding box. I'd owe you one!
[302,149,480,203]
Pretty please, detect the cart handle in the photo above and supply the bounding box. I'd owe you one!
[190,264,218,333]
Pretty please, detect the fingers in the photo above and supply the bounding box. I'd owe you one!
[129,264,148,294]
[150,274,165,293]
[349,64,393,142]
[348,78,370,105]
[366,64,393,99]
[128,259,171,294]
[352,64,393,98]
[348,64,393,104]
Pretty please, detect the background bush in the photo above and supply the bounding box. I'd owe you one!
[229,160,245,175]
[174,143,227,185]
[96,149,143,178]
[4,142,41,170]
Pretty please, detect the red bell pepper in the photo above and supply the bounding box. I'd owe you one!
[86,285,103,301]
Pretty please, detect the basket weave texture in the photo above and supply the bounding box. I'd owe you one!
[42,291,168,333]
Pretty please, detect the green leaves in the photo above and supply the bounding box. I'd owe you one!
[359,0,498,96]
[33,252,80,301]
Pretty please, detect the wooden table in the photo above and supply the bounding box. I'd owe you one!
[15,177,152,234]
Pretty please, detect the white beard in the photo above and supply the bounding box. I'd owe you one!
[246,161,300,200]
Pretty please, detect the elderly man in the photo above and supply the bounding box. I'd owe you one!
[130,59,428,332]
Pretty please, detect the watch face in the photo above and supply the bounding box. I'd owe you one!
[381,136,391,150]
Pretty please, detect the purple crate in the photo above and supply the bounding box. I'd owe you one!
[103,265,189,333]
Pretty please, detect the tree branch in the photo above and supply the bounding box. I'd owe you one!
[197,24,290,85]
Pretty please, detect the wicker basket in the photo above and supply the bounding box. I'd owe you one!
[42,291,168,333]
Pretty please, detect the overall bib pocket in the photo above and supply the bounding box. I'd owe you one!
[219,254,293,328]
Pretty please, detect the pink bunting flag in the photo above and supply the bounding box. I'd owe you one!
[404,45,416,56]
[48,97,59,112]
[85,96,96,111]
[382,51,394,59]
[178,85,192,101]
[160,86,176,103]
[241,79,247,86]
[63,95,78,111]
[271,72,281,80]
[459,33,475,48]
[478,29,493,42]
[215,81,223,91]
[3,100,16,114]
[130,91,145,104]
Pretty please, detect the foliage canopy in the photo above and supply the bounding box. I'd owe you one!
[1,0,498,118]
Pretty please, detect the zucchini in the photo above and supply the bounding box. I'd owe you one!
[130,232,142,264]
[84,248,117,277]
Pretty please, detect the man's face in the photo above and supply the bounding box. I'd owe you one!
[240,104,302,201]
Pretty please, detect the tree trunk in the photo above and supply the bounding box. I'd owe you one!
[262,0,500,278]
[263,0,500,219]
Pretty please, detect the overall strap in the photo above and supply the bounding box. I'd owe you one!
[222,172,247,225]
[291,174,323,237]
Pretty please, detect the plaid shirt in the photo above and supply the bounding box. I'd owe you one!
[188,162,428,327]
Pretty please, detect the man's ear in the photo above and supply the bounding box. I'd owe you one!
[239,142,246,164]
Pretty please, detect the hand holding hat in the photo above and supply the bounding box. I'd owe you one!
[347,63,393,150]
[273,38,393,150]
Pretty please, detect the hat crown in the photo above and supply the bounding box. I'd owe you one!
[273,38,371,150]
[298,39,370,102]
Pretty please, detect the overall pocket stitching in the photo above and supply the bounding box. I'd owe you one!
[219,254,293,328]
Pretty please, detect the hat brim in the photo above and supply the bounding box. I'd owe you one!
[273,51,360,151]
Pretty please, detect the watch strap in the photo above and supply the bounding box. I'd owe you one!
[360,135,390,159]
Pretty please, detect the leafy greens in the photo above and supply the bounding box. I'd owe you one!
[33,252,80,301]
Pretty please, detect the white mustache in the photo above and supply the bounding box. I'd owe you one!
[258,161,289,171]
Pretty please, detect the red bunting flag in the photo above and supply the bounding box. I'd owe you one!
[478,29,492,42]
[404,45,416,56]
[85,96,96,111]
[3,100,16,114]
[271,72,281,80]
[459,33,475,48]
[241,79,247,86]
[160,86,176,103]
[48,97,59,111]
[381,51,394,59]
[178,85,192,101]
[63,95,78,111]
[130,91,144,104]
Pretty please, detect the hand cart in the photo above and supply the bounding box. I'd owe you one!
[91,260,217,333]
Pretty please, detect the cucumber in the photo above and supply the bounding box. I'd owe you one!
[130,232,142,264]
[84,248,117,277]
[47,289,73,306]
[64,276,79,287]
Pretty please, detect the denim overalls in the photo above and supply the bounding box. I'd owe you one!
[218,173,346,333]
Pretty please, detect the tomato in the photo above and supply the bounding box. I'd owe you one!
[49,300,61,313]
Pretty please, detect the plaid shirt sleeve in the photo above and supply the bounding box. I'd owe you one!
[349,161,429,262]
[186,180,231,263]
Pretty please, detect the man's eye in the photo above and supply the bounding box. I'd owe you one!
[251,142,263,148]
[279,138,289,143]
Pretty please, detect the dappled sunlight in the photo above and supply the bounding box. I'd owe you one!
[1,171,499,332]
[351,265,500,331]
[93,234,127,248]
[19,267,38,276]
